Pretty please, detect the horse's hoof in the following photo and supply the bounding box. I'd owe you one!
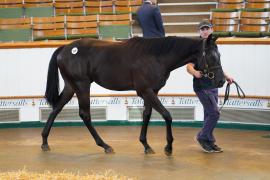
[41,144,50,151]
[145,148,155,154]
[164,146,172,156]
[105,146,115,154]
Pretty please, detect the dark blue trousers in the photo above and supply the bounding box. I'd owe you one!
[196,88,220,142]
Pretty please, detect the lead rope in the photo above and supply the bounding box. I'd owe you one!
[219,81,246,111]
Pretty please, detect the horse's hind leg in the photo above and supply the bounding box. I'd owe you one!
[140,89,174,156]
[76,83,114,154]
[140,102,155,154]
[41,86,74,151]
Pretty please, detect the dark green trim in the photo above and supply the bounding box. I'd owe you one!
[115,11,130,14]
[261,32,270,37]
[34,36,66,41]
[0,121,269,131]
[210,8,238,12]
[216,122,270,131]
[85,12,114,15]
[231,31,262,37]
[212,32,232,37]
[67,34,98,39]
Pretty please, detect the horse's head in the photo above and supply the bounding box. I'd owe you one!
[197,34,225,88]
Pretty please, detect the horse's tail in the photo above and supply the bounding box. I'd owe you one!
[45,46,64,108]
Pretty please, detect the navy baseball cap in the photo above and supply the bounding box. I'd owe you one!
[198,21,212,30]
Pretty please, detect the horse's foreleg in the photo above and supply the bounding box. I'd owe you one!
[141,89,174,156]
[140,102,155,154]
[41,86,74,151]
[76,85,114,154]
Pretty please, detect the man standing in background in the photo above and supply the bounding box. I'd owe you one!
[137,0,165,38]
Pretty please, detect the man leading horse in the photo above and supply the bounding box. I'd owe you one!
[187,20,234,153]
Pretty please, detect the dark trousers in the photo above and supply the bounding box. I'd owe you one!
[196,88,220,142]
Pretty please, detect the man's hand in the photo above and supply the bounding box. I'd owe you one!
[224,72,234,84]
[225,74,234,84]
[187,63,202,78]
[193,70,203,78]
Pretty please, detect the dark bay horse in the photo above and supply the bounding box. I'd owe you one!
[42,35,225,156]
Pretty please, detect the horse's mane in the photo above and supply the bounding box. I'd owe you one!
[122,36,202,56]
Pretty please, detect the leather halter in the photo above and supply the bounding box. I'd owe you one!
[200,39,221,79]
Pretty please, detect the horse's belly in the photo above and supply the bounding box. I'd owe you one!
[96,82,134,91]
[94,74,134,91]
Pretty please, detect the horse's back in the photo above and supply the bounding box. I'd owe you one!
[56,37,169,91]
[56,38,136,90]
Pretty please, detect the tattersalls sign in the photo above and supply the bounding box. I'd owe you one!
[0,96,269,123]
[0,99,28,107]
[218,98,266,109]
[0,97,269,109]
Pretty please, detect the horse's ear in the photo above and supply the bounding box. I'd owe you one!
[213,36,218,42]
[206,34,213,45]
[206,34,218,45]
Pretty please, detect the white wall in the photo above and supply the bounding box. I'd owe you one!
[218,45,270,96]
[0,44,269,97]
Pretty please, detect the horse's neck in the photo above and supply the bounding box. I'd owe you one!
[163,39,202,72]
[163,53,196,73]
